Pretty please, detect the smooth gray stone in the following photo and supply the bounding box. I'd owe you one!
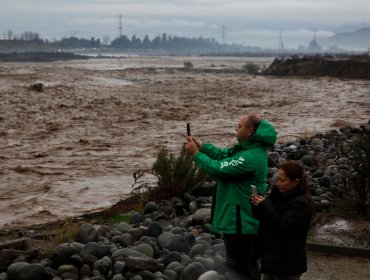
[146,221,163,238]
[0,272,8,280]
[160,251,182,268]
[167,234,190,253]
[75,223,99,244]
[114,222,133,233]
[198,270,221,280]
[113,261,126,274]
[165,261,182,273]
[301,155,314,166]
[129,212,145,224]
[112,232,136,247]
[125,256,163,271]
[112,248,148,261]
[144,202,159,214]
[80,242,110,259]
[57,264,78,275]
[10,264,51,280]
[164,269,177,280]
[112,274,125,280]
[60,272,79,280]
[269,151,280,164]
[157,231,174,247]
[181,262,206,280]
[135,243,154,258]
[311,138,323,147]
[170,227,185,235]
[7,262,29,278]
[192,209,211,225]
[194,256,216,271]
[129,228,145,241]
[189,201,198,214]
[212,243,226,256]
[93,256,112,276]
[188,243,206,259]
[180,254,192,266]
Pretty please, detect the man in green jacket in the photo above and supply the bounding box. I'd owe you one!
[185,114,277,280]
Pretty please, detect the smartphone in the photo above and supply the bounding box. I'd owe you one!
[251,185,258,196]
[187,123,191,136]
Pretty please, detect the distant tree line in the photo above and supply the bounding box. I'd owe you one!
[4,29,42,42]
[110,33,221,52]
[2,29,248,53]
[60,37,101,48]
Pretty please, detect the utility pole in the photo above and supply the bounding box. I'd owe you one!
[118,14,123,38]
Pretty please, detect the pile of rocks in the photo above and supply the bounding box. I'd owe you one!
[270,120,370,211]
[2,190,230,280]
[1,121,369,279]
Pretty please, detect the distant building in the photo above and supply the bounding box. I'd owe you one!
[308,39,322,52]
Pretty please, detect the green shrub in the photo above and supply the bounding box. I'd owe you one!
[242,63,264,74]
[184,61,193,68]
[132,146,209,202]
[343,132,370,215]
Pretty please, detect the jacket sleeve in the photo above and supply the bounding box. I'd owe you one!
[254,197,312,234]
[193,149,255,179]
[200,143,231,160]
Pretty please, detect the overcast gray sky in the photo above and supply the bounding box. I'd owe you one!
[1,0,369,48]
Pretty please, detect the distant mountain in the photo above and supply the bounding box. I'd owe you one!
[320,27,370,50]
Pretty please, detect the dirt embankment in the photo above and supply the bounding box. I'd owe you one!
[0,52,89,62]
[264,56,370,79]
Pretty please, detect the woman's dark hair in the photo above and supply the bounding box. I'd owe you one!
[279,161,311,201]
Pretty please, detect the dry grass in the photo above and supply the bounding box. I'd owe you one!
[277,130,315,143]
[47,219,81,243]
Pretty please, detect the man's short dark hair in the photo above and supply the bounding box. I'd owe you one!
[247,114,261,133]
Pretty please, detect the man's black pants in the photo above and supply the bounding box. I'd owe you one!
[223,233,260,280]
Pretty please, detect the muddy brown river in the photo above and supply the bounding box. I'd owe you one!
[0,56,369,228]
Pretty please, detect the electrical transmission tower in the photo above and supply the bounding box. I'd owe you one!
[279,29,284,51]
[118,14,123,38]
[221,25,226,44]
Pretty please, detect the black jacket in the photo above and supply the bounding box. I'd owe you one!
[253,187,312,276]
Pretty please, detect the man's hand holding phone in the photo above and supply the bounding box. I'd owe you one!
[185,123,202,156]
[185,137,199,156]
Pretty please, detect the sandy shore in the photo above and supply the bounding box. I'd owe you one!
[0,56,369,229]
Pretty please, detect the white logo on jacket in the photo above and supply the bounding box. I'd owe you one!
[220,156,245,168]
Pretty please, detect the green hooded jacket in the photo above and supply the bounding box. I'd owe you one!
[193,119,277,234]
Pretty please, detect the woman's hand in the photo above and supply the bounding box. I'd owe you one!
[252,194,265,206]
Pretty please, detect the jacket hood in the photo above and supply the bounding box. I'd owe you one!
[250,119,277,146]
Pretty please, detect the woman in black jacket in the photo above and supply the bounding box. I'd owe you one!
[252,161,313,280]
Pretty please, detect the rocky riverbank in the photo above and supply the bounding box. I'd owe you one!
[0,121,369,279]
